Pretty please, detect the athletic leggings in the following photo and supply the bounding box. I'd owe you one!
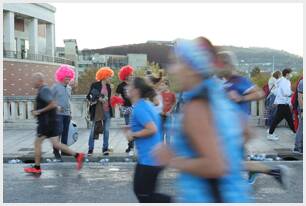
[269,104,296,134]
[133,163,172,203]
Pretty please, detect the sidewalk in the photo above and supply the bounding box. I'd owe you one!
[3,126,300,161]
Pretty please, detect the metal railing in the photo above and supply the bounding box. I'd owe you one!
[3,50,75,66]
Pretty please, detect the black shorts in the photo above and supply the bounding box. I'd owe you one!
[37,117,60,138]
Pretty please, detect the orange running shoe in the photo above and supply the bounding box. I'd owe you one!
[24,166,42,174]
[76,153,85,170]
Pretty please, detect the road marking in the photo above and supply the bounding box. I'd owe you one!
[44,185,57,189]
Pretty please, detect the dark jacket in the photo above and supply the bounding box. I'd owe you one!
[86,81,113,121]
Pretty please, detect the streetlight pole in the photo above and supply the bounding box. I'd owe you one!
[272,56,275,72]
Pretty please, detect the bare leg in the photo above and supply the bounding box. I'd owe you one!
[34,136,46,166]
[50,136,76,156]
[245,162,271,173]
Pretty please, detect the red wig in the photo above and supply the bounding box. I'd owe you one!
[118,65,134,81]
[96,67,114,81]
[111,96,125,107]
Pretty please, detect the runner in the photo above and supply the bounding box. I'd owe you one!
[154,37,250,202]
[124,77,171,203]
[24,73,84,174]
[216,51,289,187]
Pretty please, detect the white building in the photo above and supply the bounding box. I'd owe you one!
[127,53,147,69]
[3,3,56,56]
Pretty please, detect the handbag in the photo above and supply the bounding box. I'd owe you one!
[93,120,103,140]
[67,121,78,146]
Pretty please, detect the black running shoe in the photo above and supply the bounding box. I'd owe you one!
[88,149,93,156]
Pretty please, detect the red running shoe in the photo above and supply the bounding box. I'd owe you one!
[24,166,42,174]
[76,153,85,170]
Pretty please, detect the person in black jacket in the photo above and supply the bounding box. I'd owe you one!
[115,65,134,154]
[86,67,114,156]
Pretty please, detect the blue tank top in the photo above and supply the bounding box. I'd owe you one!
[169,78,251,203]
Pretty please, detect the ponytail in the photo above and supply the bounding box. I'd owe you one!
[133,77,156,99]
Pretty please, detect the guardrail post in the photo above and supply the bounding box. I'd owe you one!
[19,101,26,120]
[3,101,9,121]
[27,101,34,120]
[10,101,17,120]
[115,105,120,119]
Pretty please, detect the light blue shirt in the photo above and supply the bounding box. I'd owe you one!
[130,99,163,166]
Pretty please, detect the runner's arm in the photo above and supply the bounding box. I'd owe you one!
[36,101,57,114]
[242,86,265,102]
[168,100,227,178]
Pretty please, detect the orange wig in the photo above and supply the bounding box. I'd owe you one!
[96,67,114,81]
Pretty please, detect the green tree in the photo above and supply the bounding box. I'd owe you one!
[291,69,303,91]
[251,72,270,88]
[250,66,261,77]
[75,67,98,94]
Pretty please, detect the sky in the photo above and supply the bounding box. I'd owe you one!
[51,2,303,56]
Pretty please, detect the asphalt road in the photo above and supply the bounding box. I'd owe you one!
[3,161,303,203]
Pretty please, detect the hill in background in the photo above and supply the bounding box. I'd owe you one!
[83,42,303,72]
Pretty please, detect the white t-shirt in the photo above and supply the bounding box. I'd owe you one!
[274,77,292,105]
[268,77,278,95]
[154,93,164,114]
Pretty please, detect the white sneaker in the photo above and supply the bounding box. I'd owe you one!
[128,150,135,156]
[267,133,279,141]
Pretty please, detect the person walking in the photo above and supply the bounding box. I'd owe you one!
[159,79,176,144]
[124,77,171,203]
[293,79,303,153]
[154,37,251,202]
[52,65,75,160]
[87,67,114,156]
[115,65,134,154]
[24,73,84,174]
[267,68,296,140]
[266,71,282,127]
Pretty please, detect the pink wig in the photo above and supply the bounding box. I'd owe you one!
[118,65,134,81]
[55,64,75,82]
[96,67,114,81]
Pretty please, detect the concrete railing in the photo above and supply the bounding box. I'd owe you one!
[3,95,123,129]
[3,96,287,128]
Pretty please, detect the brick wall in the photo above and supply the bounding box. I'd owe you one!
[4,60,62,96]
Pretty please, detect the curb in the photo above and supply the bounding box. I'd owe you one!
[4,155,137,164]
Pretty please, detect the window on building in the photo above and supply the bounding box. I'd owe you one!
[15,18,24,32]
[38,24,46,38]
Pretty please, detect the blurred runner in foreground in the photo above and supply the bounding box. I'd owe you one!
[153,37,251,202]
